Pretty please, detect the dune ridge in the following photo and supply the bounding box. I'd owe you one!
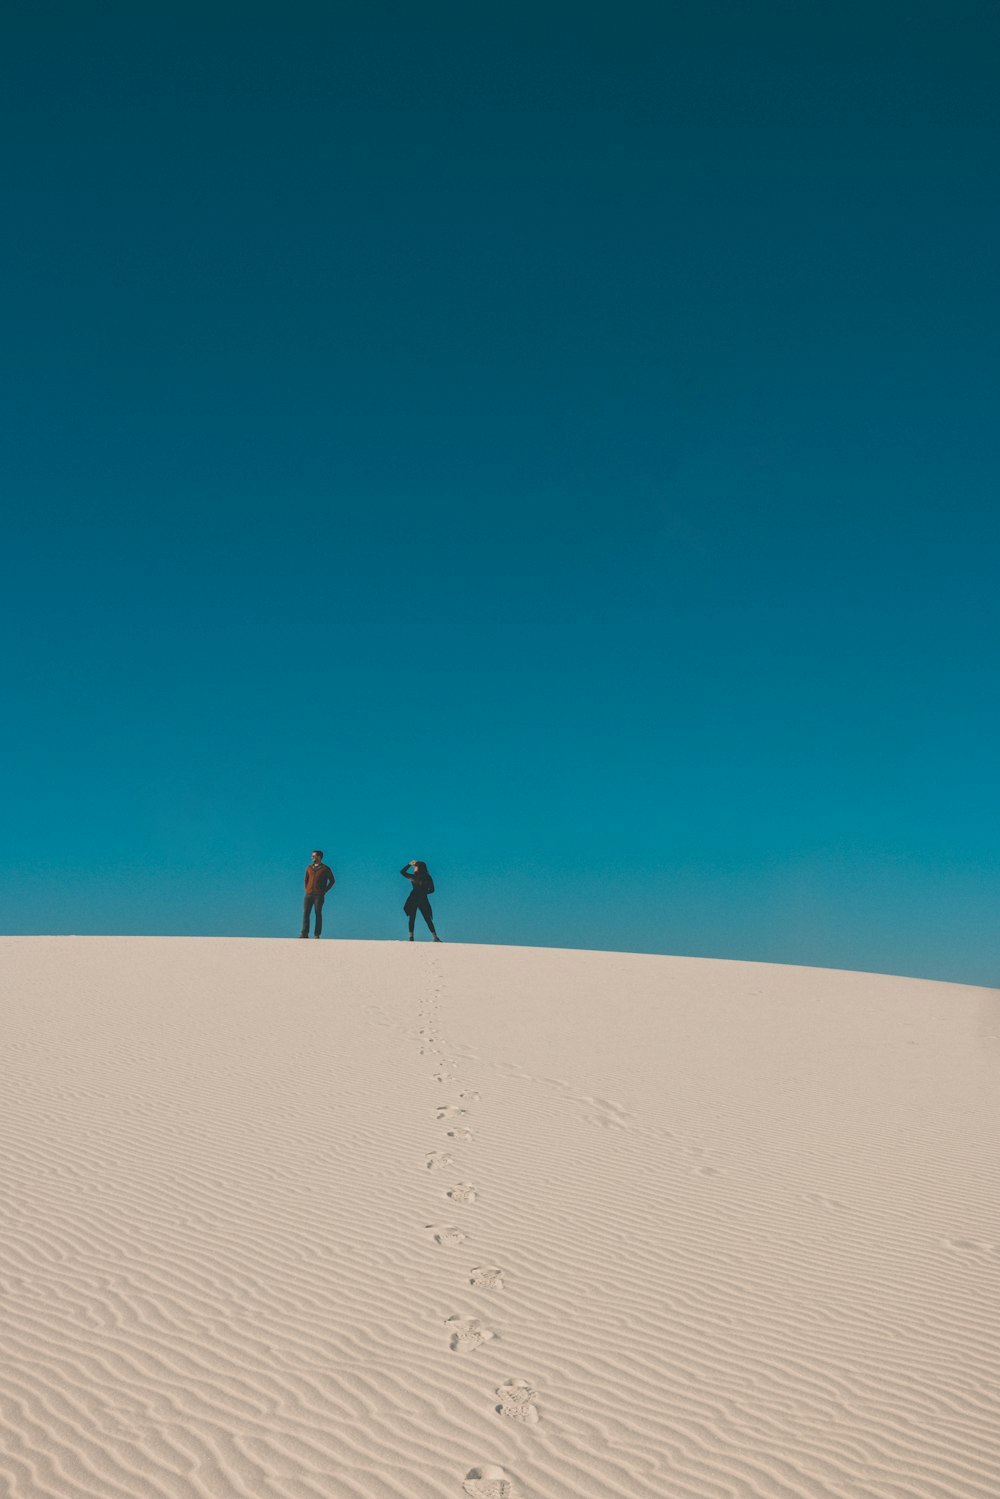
[1,936,998,1498]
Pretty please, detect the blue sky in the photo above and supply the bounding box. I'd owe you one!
[2,2,998,983]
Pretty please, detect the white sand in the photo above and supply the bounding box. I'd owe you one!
[1,936,998,1499]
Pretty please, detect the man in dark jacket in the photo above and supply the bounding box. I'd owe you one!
[300,850,335,938]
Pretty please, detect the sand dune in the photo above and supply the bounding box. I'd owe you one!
[1,936,998,1499]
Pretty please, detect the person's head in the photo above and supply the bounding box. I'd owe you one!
[412,859,427,874]
[312,849,323,862]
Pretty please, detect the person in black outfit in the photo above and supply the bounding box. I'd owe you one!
[300,850,336,938]
[401,859,440,941]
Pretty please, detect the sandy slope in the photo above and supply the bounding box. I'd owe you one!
[1,937,998,1499]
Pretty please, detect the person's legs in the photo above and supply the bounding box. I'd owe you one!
[301,895,314,937]
[418,896,438,938]
[313,892,325,937]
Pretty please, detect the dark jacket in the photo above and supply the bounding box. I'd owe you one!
[305,862,335,896]
[400,865,434,897]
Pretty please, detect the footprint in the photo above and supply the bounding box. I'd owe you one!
[447,1127,474,1142]
[446,1315,496,1353]
[432,1071,455,1083]
[496,1062,531,1081]
[470,1265,504,1290]
[459,1089,481,1102]
[425,1151,453,1171]
[447,1183,478,1204]
[363,1005,394,1028]
[426,1224,468,1247]
[581,1096,633,1129]
[437,1105,467,1120]
[801,1192,845,1211]
[463,1466,513,1498]
[495,1380,539,1423]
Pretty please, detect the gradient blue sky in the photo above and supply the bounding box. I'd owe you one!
[2,2,998,983]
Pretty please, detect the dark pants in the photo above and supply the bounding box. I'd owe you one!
[405,892,435,935]
[302,892,326,936]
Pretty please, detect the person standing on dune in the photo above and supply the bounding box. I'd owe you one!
[401,859,440,942]
[300,850,335,938]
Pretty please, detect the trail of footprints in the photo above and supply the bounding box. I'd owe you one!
[413,970,864,1493]
[415,969,528,1497]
